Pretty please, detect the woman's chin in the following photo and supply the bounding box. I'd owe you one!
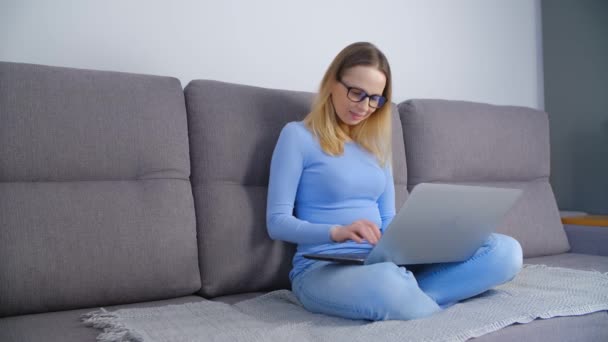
[343,115,366,126]
[337,113,367,127]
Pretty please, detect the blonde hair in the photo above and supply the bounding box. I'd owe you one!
[304,42,393,166]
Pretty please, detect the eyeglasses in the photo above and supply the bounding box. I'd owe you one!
[338,80,387,109]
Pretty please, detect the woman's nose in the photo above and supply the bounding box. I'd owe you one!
[355,97,371,112]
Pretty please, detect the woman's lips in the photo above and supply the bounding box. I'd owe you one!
[350,111,365,120]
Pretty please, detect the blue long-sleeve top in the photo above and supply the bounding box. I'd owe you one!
[266,121,396,280]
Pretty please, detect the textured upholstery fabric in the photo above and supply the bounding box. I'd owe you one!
[0,296,205,342]
[474,253,608,342]
[398,99,570,257]
[398,100,550,184]
[185,80,407,297]
[564,225,608,257]
[474,310,608,342]
[0,62,200,317]
[0,63,190,181]
[525,252,608,272]
[211,292,266,304]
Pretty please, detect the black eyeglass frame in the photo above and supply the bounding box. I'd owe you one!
[338,79,387,109]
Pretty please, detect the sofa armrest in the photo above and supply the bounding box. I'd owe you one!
[562,216,608,256]
[559,210,587,218]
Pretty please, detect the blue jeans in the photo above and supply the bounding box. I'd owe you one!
[291,233,523,321]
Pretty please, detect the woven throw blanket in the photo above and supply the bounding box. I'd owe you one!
[82,265,608,342]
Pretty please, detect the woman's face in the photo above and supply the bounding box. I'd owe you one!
[331,65,386,127]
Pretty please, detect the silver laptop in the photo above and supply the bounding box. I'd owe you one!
[303,183,522,266]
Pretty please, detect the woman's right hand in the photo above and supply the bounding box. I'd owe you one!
[330,220,381,245]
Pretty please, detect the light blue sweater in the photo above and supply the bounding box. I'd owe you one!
[266,121,395,280]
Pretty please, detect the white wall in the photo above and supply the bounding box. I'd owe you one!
[0,0,543,109]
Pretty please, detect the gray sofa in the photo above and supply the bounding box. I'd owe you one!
[0,61,606,341]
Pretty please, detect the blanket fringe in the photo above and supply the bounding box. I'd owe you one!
[81,308,144,342]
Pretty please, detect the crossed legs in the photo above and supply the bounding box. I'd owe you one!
[291,233,523,321]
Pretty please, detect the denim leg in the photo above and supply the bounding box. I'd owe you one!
[414,233,523,307]
[291,261,440,321]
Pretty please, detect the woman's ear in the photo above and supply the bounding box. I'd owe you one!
[329,80,340,97]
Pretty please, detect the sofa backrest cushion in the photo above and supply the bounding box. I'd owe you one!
[0,62,200,317]
[398,99,570,257]
[185,80,407,298]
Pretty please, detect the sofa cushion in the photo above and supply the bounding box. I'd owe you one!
[525,252,608,272]
[472,252,608,342]
[397,99,570,257]
[1,254,605,342]
[0,62,200,317]
[185,80,407,298]
[0,296,205,342]
[472,310,608,342]
[211,292,266,305]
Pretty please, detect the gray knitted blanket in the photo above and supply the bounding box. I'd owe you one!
[82,265,608,342]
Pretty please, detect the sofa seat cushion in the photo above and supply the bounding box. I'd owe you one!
[524,252,608,272]
[473,311,608,342]
[211,292,266,304]
[2,254,605,342]
[473,252,608,341]
[0,296,205,342]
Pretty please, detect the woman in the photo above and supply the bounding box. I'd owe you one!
[266,42,522,321]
